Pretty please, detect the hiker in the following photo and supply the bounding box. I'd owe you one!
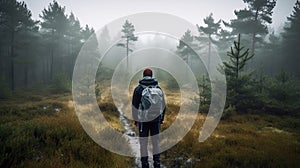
[132,68,166,168]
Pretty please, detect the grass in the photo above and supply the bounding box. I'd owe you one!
[1,83,300,167]
[160,110,300,167]
[127,77,300,167]
[0,90,133,168]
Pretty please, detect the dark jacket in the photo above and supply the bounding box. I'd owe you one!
[132,76,166,123]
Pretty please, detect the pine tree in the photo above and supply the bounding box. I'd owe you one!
[17,23,40,88]
[117,20,138,69]
[266,70,300,114]
[281,0,300,78]
[198,74,211,112]
[66,12,82,79]
[67,12,82,55]
[225,34,253,82]
[223,34,255,111]
[256,31,281,74]
[0,0,37,90]
[197,13,221,71]
[81,24,94,42]
[216,28,235,60]
[39,0,68,80]
[177,30,195,66]
[224,0,276,56]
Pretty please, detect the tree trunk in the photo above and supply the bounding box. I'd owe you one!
[208,36,211,72]
[251,33,256,58]
[24,63,28,88]
[46,53,50,83]
[126,37,129,70]
[251,9,259,58]
[50,46,54,80]
[10,55,14,90]
[235,34,241,91]
[50,30,55,81]
[24,47,29,88]
[69,41,74,80]
[43,58,46,84]
[187,52,189,66]
[0,49,4,82]
[10,31,15,91]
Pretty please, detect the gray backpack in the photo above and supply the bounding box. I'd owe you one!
[138,85,163,122]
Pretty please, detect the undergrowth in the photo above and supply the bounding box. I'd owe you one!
[0,90,132,168]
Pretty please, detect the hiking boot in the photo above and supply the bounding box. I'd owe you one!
[153,162,160,168]
[153,154,160,168]
[141,156,149,168]
[141,162,149,168]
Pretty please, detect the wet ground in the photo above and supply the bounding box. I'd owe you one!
[118,105,165,168]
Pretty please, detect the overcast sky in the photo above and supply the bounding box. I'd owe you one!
[23,0,296,33]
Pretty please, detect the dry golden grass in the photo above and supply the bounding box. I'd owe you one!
[85,79,300,167]
[4,82,299,167]
[0,90,133,168]
[160,112,300,168]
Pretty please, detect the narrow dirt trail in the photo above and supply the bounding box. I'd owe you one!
[118,105,140,167]
[118,104,165,168]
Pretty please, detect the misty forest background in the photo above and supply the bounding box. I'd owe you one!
[0,0,300,167]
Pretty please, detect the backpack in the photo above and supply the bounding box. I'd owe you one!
[138,85,163,122]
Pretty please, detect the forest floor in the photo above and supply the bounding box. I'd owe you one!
[160,110,300,167]
[0,88,300,167]
[0,90,133,168]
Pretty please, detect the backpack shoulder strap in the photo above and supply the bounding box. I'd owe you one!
[140,84,160,92]
[140,84,147,89]
[149,84,159,88]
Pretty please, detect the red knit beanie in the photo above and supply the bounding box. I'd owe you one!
[143,68,153,77]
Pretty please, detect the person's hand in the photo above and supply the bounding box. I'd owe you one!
[160,121,164,125]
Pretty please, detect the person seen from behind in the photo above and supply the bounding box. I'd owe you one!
[132,68,166,168]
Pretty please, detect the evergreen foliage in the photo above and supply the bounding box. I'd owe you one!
[117,20,138,69]
[197,13,221,70]
[224,0,276,55]
[281,0,300,78]
[0,0,37,90]
[177,30,196,66]
[223,34,255,112]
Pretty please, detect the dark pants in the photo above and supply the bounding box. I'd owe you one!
[139,122,161,168]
